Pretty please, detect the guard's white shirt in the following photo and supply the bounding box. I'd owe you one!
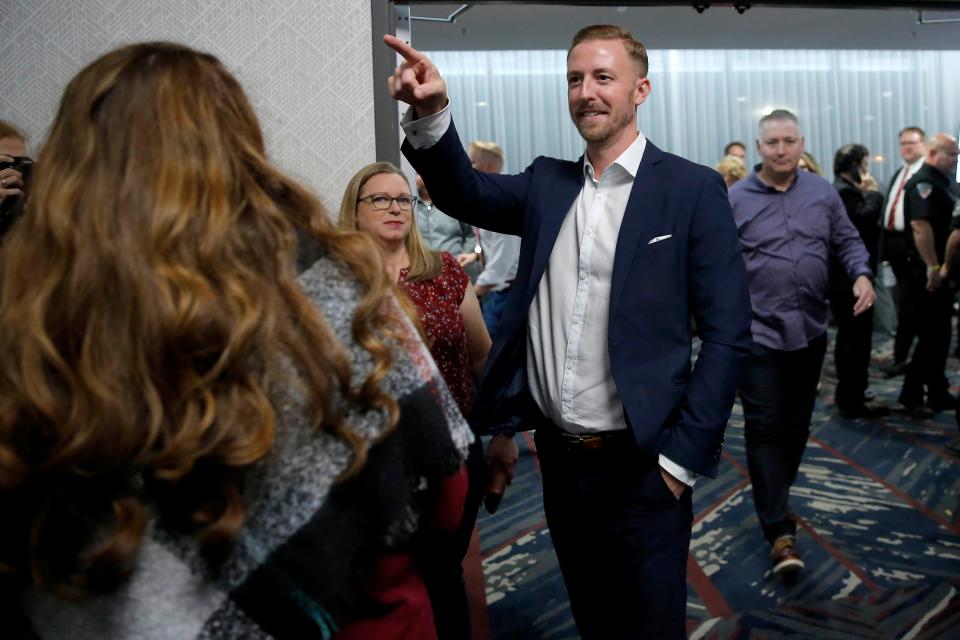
[883,157,926,232]
[402,104,695,486]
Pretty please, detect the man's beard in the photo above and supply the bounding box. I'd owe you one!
[573,107,633,144]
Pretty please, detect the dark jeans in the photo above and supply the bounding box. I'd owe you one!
[535,427,692,640]
[481,287,511,336]
[900,267,953,405]
[830,282,874,409]
[740,334,827,544]
[415,438,485,640]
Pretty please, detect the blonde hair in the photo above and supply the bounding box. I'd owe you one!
[338,162,442,283]
[798,151,822,176]
[716,154,747,181]
[568,24,649,77]
[0,42,401,599]
[468,140,504,172]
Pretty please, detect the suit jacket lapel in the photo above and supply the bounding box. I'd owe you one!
[610,142,664,315]
[523,158,584,305]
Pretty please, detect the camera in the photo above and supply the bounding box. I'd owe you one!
[0,156,33,183]
[0,156,34,237]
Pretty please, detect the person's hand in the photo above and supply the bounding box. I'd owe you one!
[475,283,494,297]
[852,275,876,316]
[383,35,448,118]
[926,266,943,292]
[940,263,950,280]
[660,468,685,499]
[0,155,23,202]
[483,434,519,514]
[860,172,879,192]
[457,252,478,267]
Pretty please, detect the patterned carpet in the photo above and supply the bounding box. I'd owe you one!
[476,332,960,639]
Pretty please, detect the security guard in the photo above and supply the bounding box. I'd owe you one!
[898,133,959,417]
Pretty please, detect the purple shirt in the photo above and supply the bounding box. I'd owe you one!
[729,169,872,351]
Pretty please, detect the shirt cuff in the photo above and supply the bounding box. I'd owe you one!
[658,454,698,488]
[400,102,452,150]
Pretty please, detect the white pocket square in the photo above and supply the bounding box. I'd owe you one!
[648,234,672,244]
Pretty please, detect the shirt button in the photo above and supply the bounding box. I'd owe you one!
[566,362,573,370]
[585,229,592,236]
[579,271,587,280]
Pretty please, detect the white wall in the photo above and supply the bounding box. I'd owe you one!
[0,0,375,213]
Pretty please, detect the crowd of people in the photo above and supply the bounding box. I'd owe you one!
[0,22,956,640]
[719,127,960,425]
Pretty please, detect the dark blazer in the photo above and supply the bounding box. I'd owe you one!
[403,121,752,477]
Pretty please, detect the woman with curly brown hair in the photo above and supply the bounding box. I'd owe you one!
[0,42,472,639]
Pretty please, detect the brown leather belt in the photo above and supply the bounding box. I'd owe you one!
[552,428,634,451]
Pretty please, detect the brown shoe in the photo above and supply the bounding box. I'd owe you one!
[770,535,804,575]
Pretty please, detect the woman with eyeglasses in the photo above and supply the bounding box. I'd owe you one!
[339,162,492,640]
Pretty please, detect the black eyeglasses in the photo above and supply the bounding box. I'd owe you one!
[357,194,418,211]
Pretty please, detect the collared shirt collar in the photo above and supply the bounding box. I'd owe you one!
[907,157,926,173]
[583,130,647,181]
[747,164,803,193]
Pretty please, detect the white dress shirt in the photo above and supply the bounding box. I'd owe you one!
[402,104,695,486]
[883,157,925,232]
[475,229,520,291]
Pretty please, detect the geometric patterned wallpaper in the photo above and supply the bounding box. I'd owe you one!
[0,0,376,214]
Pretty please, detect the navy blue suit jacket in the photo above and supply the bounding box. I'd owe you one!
[402,121,752,477]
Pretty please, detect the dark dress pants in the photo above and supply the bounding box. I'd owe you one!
[415,437,485,640]
[829,281,874,409]
[535,427,692,640]
[884,232,919,364]
[739,334,827,543]
[900,267,953,405]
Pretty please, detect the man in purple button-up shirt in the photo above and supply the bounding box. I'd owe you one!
[729,109,875,577]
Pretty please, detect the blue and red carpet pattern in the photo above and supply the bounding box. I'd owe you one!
[476,334,960,638]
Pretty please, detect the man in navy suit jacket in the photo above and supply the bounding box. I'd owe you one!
[386,25,751,639]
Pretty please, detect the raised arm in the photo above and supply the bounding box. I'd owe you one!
[384,35,448,118]
[384,36,530,235]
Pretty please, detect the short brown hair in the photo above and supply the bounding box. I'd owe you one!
[724,141,745,155]
[899,126,926,141]
[568,24,648,78]
[0,119,26,142]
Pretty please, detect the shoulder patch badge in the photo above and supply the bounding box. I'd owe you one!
[916,182,933,200]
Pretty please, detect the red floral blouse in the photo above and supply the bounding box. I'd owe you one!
[398,252,474,416]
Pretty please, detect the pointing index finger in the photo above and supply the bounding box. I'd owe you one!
[383,34,424,63]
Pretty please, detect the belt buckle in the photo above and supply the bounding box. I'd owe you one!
[567,432,603,450]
